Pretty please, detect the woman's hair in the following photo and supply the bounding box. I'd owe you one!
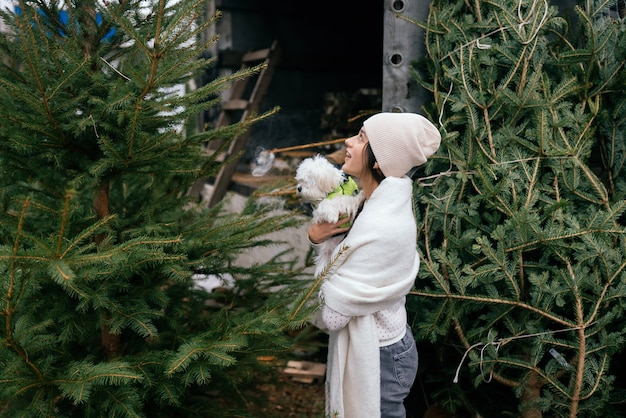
[365,142,386,184]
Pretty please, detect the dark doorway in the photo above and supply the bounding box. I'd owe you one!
[210,0,383,163]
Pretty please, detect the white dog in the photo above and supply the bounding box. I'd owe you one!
[295,154,364,277]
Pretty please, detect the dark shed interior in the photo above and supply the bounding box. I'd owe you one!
[207,0,384,164]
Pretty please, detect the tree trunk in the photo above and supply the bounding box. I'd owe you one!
[94,182,121,359]
[520,370,543,418]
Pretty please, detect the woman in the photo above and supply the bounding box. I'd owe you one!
[308,112,441,418]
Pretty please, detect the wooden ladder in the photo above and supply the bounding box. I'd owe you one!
[189,41,280,206]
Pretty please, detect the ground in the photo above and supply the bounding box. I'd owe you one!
[246,364,326,418]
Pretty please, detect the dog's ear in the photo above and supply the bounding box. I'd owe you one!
[295,155,346,196]
[295,157,313,181]
[315,159,346,193]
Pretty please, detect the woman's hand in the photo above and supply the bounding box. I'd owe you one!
[308,217,351,244]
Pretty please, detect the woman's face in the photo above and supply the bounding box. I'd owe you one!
[342,127,369,179]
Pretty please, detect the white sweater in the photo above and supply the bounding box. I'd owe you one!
[319,176,420,418]
[321,299,407,346]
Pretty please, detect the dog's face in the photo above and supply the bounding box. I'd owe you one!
[295,155,346,202]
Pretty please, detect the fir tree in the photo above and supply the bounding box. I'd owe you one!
[0,0,314,416]
[410,0,626,417]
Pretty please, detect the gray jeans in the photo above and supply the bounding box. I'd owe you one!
[379,326,418,418]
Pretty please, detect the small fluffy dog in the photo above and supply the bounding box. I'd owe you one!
[295,154,364,276]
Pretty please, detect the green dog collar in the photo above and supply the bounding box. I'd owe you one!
[326,176,359,199]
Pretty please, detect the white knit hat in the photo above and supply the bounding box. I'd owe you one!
[363,112,441,178]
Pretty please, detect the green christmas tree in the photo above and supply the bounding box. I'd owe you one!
[410,0,626,417]
[0,0,314,416]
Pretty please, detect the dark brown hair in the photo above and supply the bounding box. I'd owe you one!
[365,142,385,183]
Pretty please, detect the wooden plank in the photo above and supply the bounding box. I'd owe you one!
[283,360,326,384]
[242,47,271,62]
[222,99,250,110]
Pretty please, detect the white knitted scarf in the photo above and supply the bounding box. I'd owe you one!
[320,177,419,418]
